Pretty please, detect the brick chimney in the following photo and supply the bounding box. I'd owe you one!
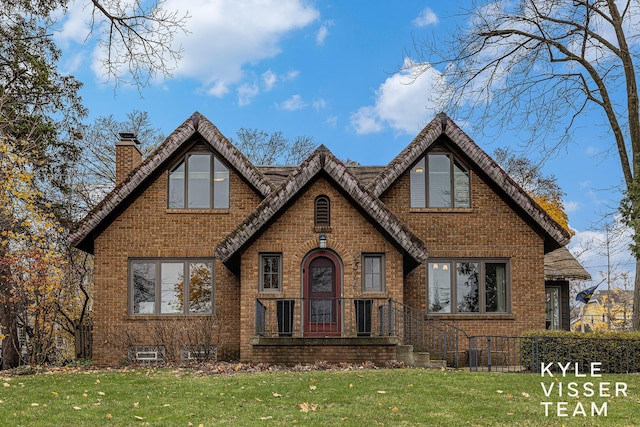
[115,132,143,185]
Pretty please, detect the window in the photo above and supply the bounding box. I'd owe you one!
[130,259,214,315]
[168,151,229,209]
[545,287,560,330]
[314,195,330,227]
[259,253,282,293]
[362,254,385,292]
[427,260,509,314]
[410,153,470,208]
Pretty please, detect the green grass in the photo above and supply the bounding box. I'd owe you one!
[0,367,638,426]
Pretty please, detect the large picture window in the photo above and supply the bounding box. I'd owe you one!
[410,153,470,208]
[427,259,509,314]
[168,151,229,209]
[130,259,214,315]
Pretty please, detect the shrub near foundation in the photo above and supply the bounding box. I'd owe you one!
[520,330,640,373]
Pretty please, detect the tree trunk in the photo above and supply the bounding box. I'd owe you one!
[0,258,21,369]
[633,258,640,330]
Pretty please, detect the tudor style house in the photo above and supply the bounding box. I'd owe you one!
[71,112,576,367]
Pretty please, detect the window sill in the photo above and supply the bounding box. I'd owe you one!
[410,208,474,213]
[429,313,514,321]
[166,209,229,214]
[126,314,214,320]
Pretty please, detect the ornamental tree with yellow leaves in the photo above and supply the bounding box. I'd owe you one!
[0,140,68,368]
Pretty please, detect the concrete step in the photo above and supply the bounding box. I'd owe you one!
[396,345,447,369]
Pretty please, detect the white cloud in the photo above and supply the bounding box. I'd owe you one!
[238,83,260,106]
[278,94,306,111]
[59,0,319,93]
[350,59,450,135]
[262,70,278,91]
[413,7,439,27]
[569,220,636,286]
[313,98,327,111]
[325,116,338,128]
[564,200,580,214]
[316,24,329,45]
[166,0,318,95]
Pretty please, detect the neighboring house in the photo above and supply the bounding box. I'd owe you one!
[70,112,573,366]
[572,289,633,332]
[544,246,591,331]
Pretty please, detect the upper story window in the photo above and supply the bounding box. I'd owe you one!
[130,259,214,315]
[410,153,470,208]
[168,151,229,209]
[314,195,330,227]
[427,259,509,314]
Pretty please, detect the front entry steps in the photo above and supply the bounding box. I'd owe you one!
[396,345,446,369]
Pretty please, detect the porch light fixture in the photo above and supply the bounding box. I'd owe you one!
[319,233,327,248]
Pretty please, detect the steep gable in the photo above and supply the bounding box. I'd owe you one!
[369,113,571,252]
[216,145,428,272]
[70,112,274,253]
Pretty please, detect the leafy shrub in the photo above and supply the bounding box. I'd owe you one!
[520,330,640,373]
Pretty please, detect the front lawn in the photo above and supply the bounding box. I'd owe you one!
[0,365,637,426]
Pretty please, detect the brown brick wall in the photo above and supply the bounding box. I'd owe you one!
[239,178,405,361]
[92,161,262,365]
[251,342,397,365]
[381,166,546,338]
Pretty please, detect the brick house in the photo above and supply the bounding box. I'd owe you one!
[70,112,574,366]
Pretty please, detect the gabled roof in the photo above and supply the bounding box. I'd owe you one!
[70,112,275,253]
[368,112,571,252]
[216,145,428,271]
[544,246,591,281]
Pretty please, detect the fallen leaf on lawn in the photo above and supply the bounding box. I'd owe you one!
[73,406,81,410]
[95,379,100,384]
[522,392,530,398]
[106,414,113,420]
[3,383,10,388]
[260,416,273,420]
[234,364,242,371]
[133,402,139,407]
[496,390,503,394]
[299,402,317,412]
[98,391,105,396]
[349,384,353,389]
[309,385,316,391]
[392,407,399,412]
[377,391,386,394]
[163,404,170,407]
[51,391,58,396]
[82,393,88,398]
[31,403,39,407]
[272,392,282,397]
[255,397,262,402]
[506,393,513,398]
[134,415,144,420]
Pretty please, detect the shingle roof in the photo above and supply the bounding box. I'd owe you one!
[69,112,274,253]
[216,145,428,269]
[368,112,571,252]
[544,246,591,281]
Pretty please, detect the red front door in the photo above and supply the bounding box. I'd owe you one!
[304,251,341,336]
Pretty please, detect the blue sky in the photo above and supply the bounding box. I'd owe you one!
[54,0,635,285]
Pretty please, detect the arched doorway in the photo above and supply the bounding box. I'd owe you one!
[302,250,342,337]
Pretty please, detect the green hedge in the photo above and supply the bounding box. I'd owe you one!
[519,330,640,373]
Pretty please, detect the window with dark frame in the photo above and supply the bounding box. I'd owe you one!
[410,152,470,208]
[259,253,282,293]
[130,259,214,315]
[314,195,330,227]
[168,150,229,209]
[362,254,385,293]
[427,259,509,314]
